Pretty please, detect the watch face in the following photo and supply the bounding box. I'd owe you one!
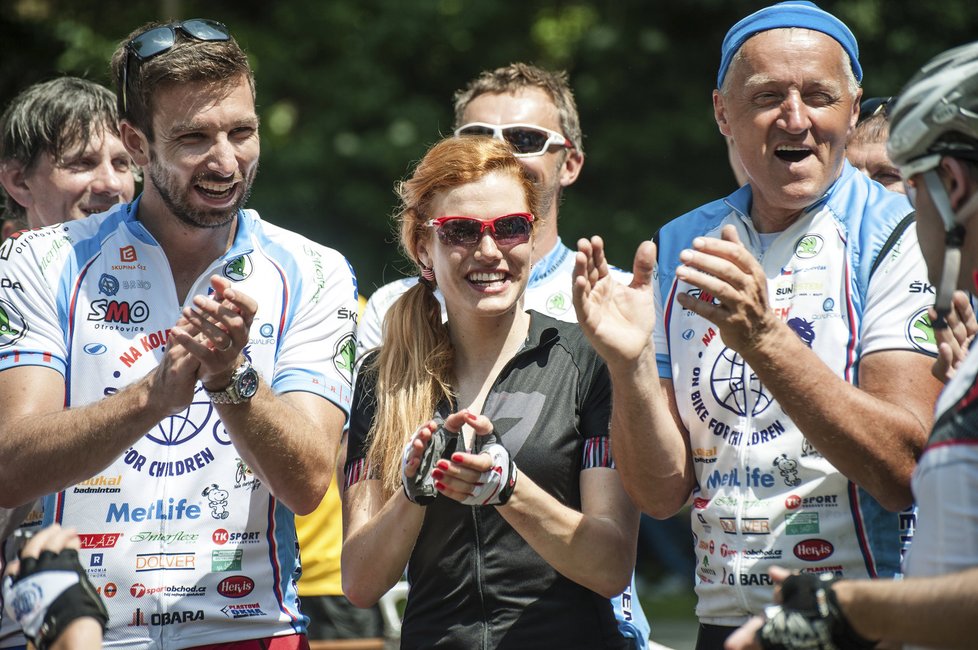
[236,367,259,399]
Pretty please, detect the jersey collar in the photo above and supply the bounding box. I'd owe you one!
[528,238,572,287]
[722,162,855,232]
[121,193,255,260]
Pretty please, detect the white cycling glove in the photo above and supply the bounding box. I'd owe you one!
[459,431,518,506]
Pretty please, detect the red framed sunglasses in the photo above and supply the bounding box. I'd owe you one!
[424,213,535,247]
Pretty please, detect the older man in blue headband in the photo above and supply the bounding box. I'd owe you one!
[572,2,942,648]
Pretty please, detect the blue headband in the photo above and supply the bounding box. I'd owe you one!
[717,1,862,88]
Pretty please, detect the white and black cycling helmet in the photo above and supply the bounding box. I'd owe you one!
[888,40,978,325]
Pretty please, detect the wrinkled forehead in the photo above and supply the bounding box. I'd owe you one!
[56,123,125,163]
[731,28,850,88]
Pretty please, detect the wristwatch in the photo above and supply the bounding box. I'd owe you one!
[205,361,259,404]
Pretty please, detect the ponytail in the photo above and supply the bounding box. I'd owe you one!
[363,135,539,496]
[366,281,453,496]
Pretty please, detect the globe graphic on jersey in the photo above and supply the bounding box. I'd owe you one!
[147,386,214,445]
[710,347,772,416]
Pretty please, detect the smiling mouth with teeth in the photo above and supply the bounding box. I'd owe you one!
[775,146,813,163]
[197,182,236,199]
[468,271,508,285]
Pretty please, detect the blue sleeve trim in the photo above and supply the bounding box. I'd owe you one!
[656,353,672,379]
[0,350,66,376]
[273,370,353,422]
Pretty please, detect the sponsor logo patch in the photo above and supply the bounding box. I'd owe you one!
[906,307,937,354]
[135,552,196,572]
[785,511,820,535]
[793,538,834,561]
[794,234,824,259]
[0,299,28,348]
[221,602,266,619]
[78,533,122,549]
[217,575,255,598]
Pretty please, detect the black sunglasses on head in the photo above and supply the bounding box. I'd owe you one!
[122,19,230,115]
[858,96,893,124]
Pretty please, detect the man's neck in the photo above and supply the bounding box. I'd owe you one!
[749,205,805,234]
[531,208,560,264]
[137,190,236,302]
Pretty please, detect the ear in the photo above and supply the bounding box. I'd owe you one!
[847,88,863,138]
[558,150,584,188]
[416,236,433,270]
[0,161,34,212]
[943,156,977,211]
[713,89,732,137]
[120,119,151,167]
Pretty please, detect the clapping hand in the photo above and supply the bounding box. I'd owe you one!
[572,235,657,365]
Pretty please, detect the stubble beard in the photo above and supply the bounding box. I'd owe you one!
[148,157,258,230]
[533,156,565,221]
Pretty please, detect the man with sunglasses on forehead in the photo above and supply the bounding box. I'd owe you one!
[573,2,944,648]
[0,18,357,650]
[356,62,652,649]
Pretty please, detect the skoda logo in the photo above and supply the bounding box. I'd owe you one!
[906,307,937,354]
[223,255,252,282]
[794,234,823,259]
[0,299,27,348]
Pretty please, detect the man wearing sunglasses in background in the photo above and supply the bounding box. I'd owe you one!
[573,3,943,648]
[359,62,589,344]
[356,63,652,648]
[0,75,137,650]
[0,19,357,650]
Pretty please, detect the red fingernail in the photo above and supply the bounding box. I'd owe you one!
[431,469,444,480]
[436,461,449,470]
[451,454,463,463]
[434,481,445,491]
[465,412,478,421]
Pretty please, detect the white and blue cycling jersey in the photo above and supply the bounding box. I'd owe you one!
[654,162,933,625]
[0,197,358,649]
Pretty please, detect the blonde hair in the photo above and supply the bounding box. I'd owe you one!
[367,136,541,495]
[453,63,583,155]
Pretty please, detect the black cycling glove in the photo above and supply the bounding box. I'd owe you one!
[2,548,109,650]
[758,572,876,650]
[401,422,459,505]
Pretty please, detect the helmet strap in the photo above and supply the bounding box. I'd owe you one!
[925,169,967,328]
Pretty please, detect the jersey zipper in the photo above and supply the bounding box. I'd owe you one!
[469,323,544,650]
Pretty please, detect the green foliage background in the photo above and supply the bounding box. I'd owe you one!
[2,0,975,294]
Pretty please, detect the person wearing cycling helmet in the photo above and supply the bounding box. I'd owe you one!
[722,39,978,650]
[888,37,978,604]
